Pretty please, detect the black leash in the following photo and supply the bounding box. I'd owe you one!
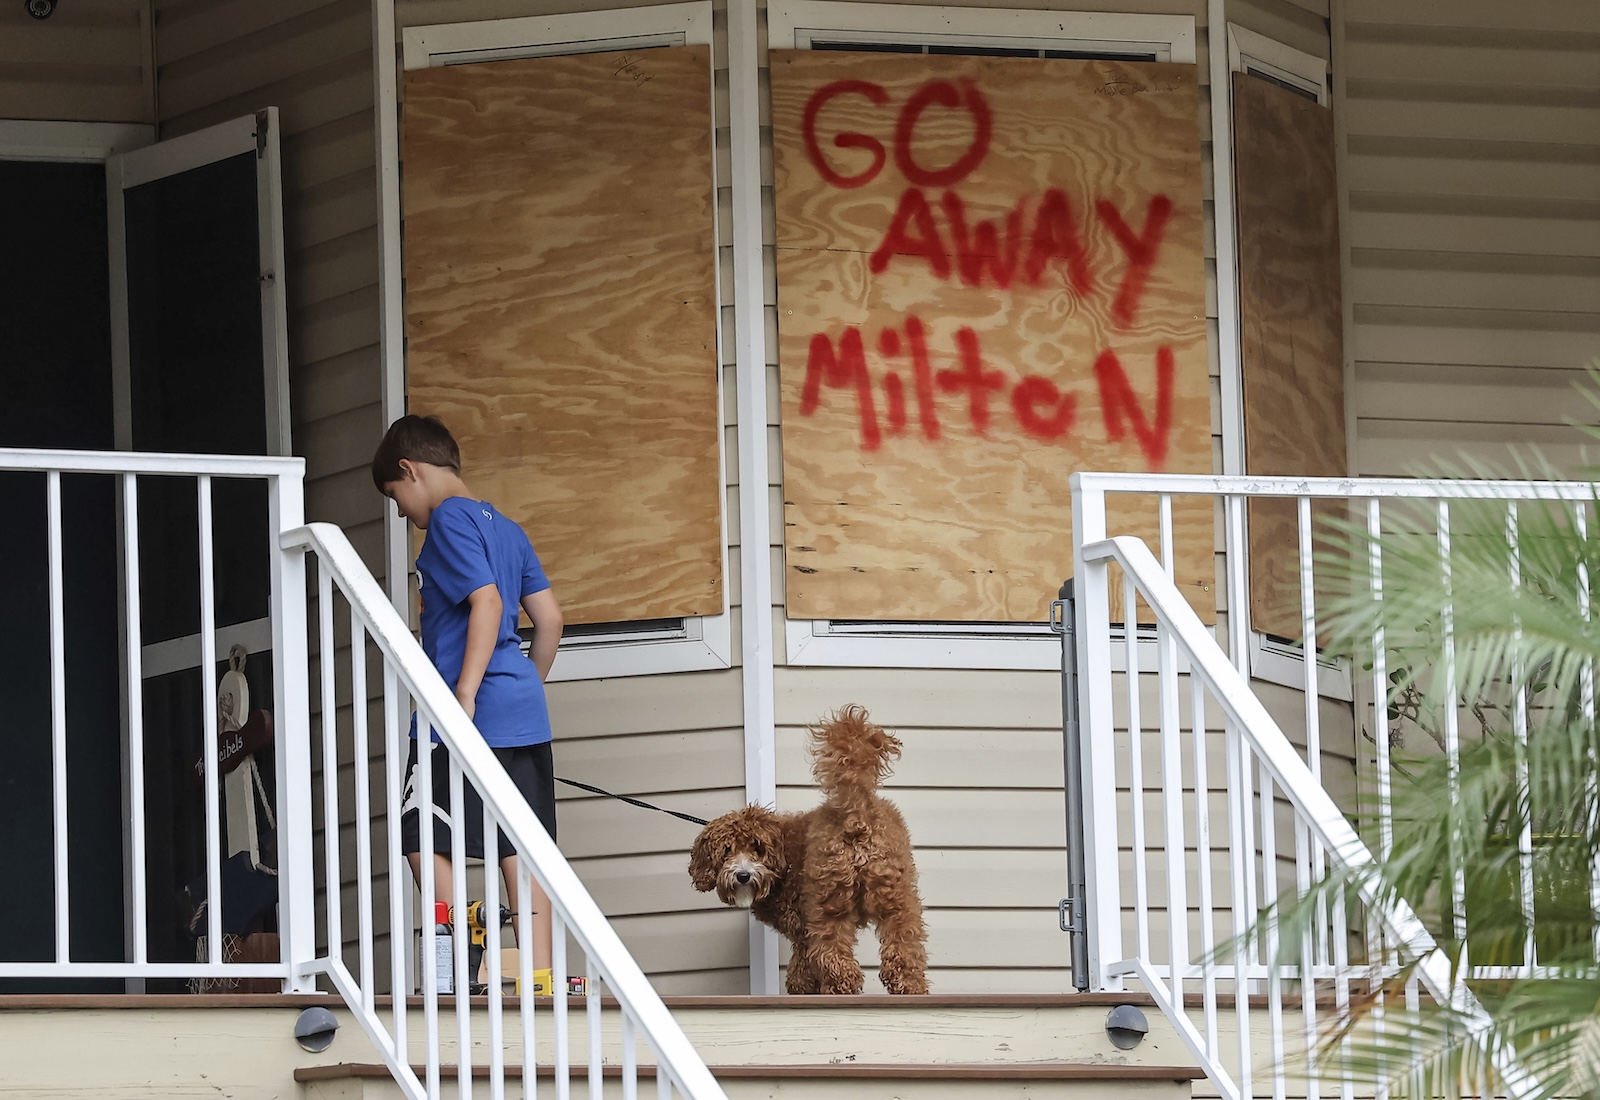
[556,777,708,826]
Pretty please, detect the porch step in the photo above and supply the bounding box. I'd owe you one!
[0,992,1207,1099]
[297,1060,1203,1099]
[640,993,1193,1070]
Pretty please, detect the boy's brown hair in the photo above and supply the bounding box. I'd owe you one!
[371,414,460,490]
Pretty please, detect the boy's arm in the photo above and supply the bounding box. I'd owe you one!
[520,588,564,681]
[455,583,503,720]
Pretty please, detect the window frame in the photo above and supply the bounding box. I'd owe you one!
[1226,25,1350,701]
[769,0,1197,670]
[397,2,732,682]
[1227,24,1330,107]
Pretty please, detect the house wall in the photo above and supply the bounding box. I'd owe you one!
[1338,0,1600,477]
[0,0,1364,998]
[0,0,153,123]
[382,0,1347,995]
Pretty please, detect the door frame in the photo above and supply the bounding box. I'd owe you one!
[0,120,152,163]
[105,108,291,706]
[101,112,291,981]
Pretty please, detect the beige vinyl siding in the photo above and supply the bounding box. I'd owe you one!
[392,0,751,994]
[1338,0,1600,477]
[0,0,152,123]
[1231,0,1329,60]
[776,669,1070,991]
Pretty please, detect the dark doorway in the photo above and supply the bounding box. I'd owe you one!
[0,159,123,992]
[0,131,282,993]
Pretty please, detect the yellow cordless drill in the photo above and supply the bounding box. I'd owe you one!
[452,901,510,995]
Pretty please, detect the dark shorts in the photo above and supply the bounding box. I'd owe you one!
[400,740,556,863]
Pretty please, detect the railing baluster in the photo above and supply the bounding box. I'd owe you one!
[451,757,473,1100]
[350,616,375,1014]
[1224,712,1255,1100]
[519,861,537,1100]
[1255,498,1285,1100]
[589,964,604,1100]
[1366,496,1392,1007]
[1438,501,1467,944]
[419,711,442,1100]
[1190,674,1220,1055]
[1218,493,1256,1100]
[1126,571,1150,963]
[485,804,506,1100]
[624,1012,639,1100]
[1331,880,1353,1100]
[123,472,148,965]
[555,910,572,1100]
[1158,615,1187,999]
[1365,496,1391,1012]
[319,566,343,967]
[47,470,69,963]
[1578,504,1600,964]
[1259,759,1284,1100]
[1224,491,1260,1052]
[1508,503,1536,975]
[383,668,410,1056]
[198,475,222,963]
[1158,492,1174,576]
[1296,495,1321,1100]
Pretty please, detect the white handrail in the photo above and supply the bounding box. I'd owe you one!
[1074,529,1537,1100]
[1075,470,1597,501]
[284,522,728,1100]
[0,447,306,476]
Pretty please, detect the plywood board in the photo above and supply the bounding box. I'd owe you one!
[1234,72,1347,642]
[772,51,1214,623]
[402,46,722,625]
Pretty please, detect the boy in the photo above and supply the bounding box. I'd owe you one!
[372,414,564,995]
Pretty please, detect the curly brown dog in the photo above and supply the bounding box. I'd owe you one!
[688,705,929,994]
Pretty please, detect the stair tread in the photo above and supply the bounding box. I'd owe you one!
[296,1061,1205,1082]
[0,991,1159,1010]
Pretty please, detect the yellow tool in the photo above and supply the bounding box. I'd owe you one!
[451,902,511,994]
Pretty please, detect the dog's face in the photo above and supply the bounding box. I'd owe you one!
[688,806,788,909]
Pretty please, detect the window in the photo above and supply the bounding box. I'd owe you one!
[770,1,1200,670]
[398,4,730,682]
[1227,25,1349,701]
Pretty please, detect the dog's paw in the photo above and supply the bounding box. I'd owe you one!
[879,960,929,995]
[881,972,929,995]
[815,952,865,995]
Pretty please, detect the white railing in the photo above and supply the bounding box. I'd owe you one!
[0,448,727,1100]
[0,448,308,985]
[1069,472,1582,1100]
[290,521,727,1100]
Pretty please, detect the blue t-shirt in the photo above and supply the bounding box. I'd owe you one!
[414,497,553,747]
